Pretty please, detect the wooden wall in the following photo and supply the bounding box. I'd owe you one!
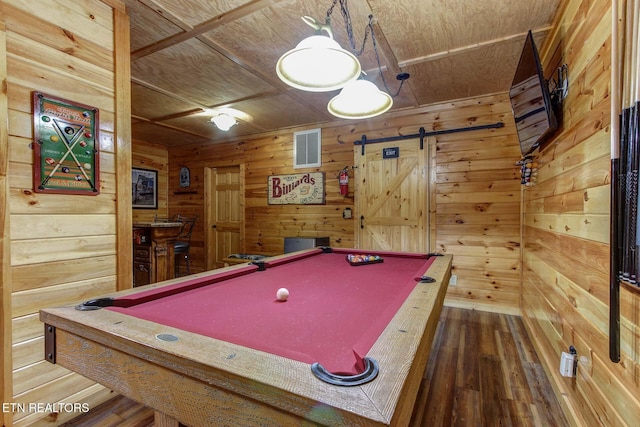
[522,0,640,425]
[166,93,522,313]
[132,138,169,223]
[167,122,358,271]
[1,1,130,426]
[1,10,11,427]
[434,101,522,314]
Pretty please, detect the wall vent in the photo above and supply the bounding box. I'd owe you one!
[293,128,321,169]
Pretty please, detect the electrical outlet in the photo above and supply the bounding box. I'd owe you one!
[560,348,577,377]
[449,274,457,285]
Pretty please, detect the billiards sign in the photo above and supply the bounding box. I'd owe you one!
[32,92,100,195]
[267,172,325,205]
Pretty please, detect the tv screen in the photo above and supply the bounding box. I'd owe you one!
[509,31,558,156]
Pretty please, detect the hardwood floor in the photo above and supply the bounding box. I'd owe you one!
[410,306,568,427]
[62,307,568,427]
[60,396,154,427]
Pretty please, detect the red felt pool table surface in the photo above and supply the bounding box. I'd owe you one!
[41,248,452,426]
[107,247,435,375]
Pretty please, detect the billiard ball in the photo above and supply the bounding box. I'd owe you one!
[276,288,289,301]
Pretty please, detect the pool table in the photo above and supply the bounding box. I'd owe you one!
[40,247,452,426]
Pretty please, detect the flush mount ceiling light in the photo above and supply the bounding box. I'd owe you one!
[276,0,409,119]
[211,113,237,131]
[206,107,253,131]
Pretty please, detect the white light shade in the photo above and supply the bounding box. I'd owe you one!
[211,113,237,131]
[327,80,393,119]
[276,35,361,92]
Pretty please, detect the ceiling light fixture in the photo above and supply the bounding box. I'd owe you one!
[275,0,409,119]
[328,72,410,119]
[211,113,237,131]
[276,16,361,92]
[327,79,392,119]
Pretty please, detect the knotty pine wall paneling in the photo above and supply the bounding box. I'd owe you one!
[1,12,12,427]
[168,139,245,274]
[166,93,523,314]
[132,138,169,223]
[167,130,357,271]
[1,1,129,426]
[521,0,640,425]
[434,103,522,315]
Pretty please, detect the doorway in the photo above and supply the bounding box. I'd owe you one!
[205,165,244,269]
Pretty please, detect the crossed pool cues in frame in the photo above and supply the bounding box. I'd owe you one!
[38,119,97,192]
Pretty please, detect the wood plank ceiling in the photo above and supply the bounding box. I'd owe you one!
[126,0,561,147]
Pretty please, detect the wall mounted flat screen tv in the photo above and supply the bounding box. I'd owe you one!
[509,30,558,156]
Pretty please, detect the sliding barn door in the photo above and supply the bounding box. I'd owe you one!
[355,138,431,252]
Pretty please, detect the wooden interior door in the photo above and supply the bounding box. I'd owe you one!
[355,138,430,252]
[205,165,243,269]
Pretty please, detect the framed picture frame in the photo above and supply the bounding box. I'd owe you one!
[179,166,190,187]
[132,167,158,209]
[32,92,100,195]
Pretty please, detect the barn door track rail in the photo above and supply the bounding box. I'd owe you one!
[353,122,504,154]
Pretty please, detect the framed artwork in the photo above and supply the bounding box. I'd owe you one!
[132,168,158,209]
[32,92,100,195]
[179,166,190,187]
[267,172,325,205]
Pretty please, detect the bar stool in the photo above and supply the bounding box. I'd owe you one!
[174,215,197,277]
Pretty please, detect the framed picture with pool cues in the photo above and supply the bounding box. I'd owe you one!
[32,92,100,195]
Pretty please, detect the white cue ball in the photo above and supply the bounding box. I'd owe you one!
[276,287,289,301]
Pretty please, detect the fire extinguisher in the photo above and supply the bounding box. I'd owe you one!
[339,167,349,196]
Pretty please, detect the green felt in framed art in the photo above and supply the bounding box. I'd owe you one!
[32,92,100,195]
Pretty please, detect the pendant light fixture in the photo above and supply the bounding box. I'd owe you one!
[276,17,361,92]
[328,72,409,119]
[275,1,409,119]
[327,79,392,119]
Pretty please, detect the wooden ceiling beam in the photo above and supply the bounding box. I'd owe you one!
[131,114,212,137]
[398,26,552,68]
[131,76,202,109]
[132,109,267,134]
[131,0,280,60]
[133,75,282,112]
[131,77,274,130]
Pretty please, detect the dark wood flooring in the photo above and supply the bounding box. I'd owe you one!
[62,307,568,427]
[410,306,568,427]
